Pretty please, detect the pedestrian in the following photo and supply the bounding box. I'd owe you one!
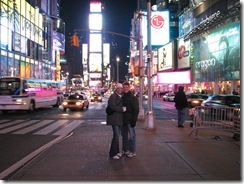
[232,89,238,95]
[174,86,188,128]
[121,82,139,158]
[106,83,125,160]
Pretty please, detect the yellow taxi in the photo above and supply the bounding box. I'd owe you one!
[62,93,89,112]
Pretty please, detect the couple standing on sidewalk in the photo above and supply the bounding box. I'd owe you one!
[106,82,139,160]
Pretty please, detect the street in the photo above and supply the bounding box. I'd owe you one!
[0,97,190,179]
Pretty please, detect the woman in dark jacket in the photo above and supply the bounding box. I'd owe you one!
[106,83,124,160]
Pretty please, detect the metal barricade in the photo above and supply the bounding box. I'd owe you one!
[189,106,240,138]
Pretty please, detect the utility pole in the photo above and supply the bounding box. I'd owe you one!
[145,0,156,130]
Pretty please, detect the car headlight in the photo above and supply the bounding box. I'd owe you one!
[76,102,82,106]
[63,102,68,105]
[192,100,200,104]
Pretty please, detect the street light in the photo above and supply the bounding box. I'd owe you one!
[116,56,120,83]
[66,72,69,92]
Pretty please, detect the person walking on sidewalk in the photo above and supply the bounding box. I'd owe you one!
[122,82,139,158]
[174,86,188,128]
[106,83,125,160]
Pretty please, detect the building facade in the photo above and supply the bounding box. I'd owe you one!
[0,0,64,81]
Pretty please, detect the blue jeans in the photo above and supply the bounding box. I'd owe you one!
[177,108,187,125]
[109,125,121,157]
[122,124,136,153]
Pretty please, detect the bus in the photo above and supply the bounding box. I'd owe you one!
[0,77,64,113]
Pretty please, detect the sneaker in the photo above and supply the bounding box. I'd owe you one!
[126,152,135,158]
[122,151,130,156]
[178,125,184,128]
[116,152,123,157]
[112,155,120,160]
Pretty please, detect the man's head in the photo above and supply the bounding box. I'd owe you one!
[123,82,130,93]
[179,86,184,91]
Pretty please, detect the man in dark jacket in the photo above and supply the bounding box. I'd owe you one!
[174,86,188,128]
[121,82,139,158]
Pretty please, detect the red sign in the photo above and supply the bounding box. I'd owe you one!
[151,15,164,29]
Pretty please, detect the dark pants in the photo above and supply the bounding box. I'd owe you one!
[109,125,121,157]
[121,124,136,153]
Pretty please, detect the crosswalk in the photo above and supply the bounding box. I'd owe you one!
[0,119,85,136]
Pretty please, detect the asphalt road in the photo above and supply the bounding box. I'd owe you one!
[0,97,192,179]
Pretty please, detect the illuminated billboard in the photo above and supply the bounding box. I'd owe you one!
[158,41,174,71]
[53,31,65,52]
[177,38,190,69]
[89,53,102,72]
[89,14,102,31]
[89,33,102,52]
[192,22,240,82]
[142,11,169,47]
[90,1,102,12]
[103,43,110,66]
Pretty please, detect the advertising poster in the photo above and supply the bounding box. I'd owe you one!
[177,38,190,69]
[192,22,240,82]
[158,41,174,71]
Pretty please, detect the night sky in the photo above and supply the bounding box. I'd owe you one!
[60,0,138,81]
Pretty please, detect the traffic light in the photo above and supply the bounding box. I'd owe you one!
[69,34,79,47]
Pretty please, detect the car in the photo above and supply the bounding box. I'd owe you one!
[62,93,89,112]
[201,94,240,108]
[200,94,240,120]
[90,93,103,102]
[186,93,209,108]
[162,93,175,102]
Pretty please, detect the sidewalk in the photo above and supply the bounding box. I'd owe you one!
[10,119,241,181]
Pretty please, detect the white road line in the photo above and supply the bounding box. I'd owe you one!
[0,120,40,134]
[0,120,27,129]
[34,120,68,135]
[53,120,84,136]
[0,120,11,124]
[12,120,55,135]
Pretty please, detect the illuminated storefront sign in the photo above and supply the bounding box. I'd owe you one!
[157,70,191,84]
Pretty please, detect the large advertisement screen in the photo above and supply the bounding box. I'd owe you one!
[192,22,240,82]
[53,31,65,52]
[89,53,102,72]
[178,10,194,37]
[89,33,102,52]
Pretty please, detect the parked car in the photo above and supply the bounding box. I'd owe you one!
[162,93,175,102]
[62,93,89,112]
[186,93,209,108]
[90,93,103,102]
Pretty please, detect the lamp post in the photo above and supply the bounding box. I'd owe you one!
[145,0,156,130]
[66,72,69,92]
[116,56,120,83]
